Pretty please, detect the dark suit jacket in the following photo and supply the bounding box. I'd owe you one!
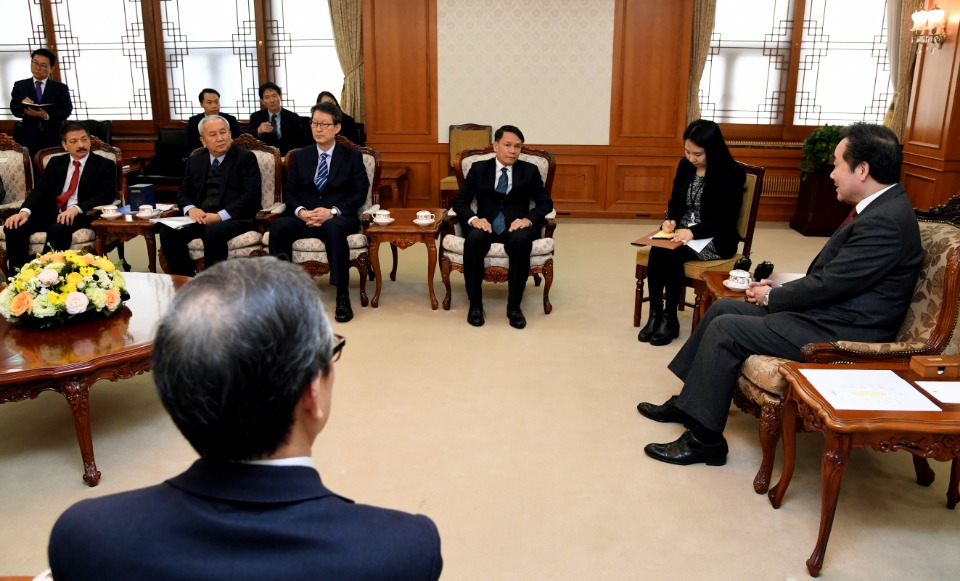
[666,159,746,258]
[49,459,443,580]
[186,112,241,152]
[246,107,305,155]
[452,158,553,230]
[283,143,369,219]
[178,146,262,221]
[10,77,73,154]
[21,153,115,223]
[766,184,923,346]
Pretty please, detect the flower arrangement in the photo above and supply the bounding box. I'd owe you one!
[0,250,129,328]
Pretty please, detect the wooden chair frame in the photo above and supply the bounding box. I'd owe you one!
[0,133,35,277]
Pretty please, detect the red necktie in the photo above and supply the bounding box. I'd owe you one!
[839,207,858,230]
[56,160,82,211]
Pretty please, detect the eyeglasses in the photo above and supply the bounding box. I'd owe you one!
[331,334,346,363]
[31,60,50,70]
[311,122,336,129]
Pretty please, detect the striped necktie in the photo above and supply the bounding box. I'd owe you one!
[492,167,508,234]
[315,152,328,190]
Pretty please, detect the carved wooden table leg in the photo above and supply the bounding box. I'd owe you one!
[425,235,438,310]
[948,459,960,509]
[769,396,797,509]
[145,232,158,273]
[61,378,101,486]
[370,238,383,308]
[754,403,782,494]
[389,243,399,281]
[806,430,852,577]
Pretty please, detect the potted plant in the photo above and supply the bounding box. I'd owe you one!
[791,125,848,235]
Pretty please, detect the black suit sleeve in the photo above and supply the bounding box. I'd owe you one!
[177,153,205,211]
[283,151,308,213]
[518,163,552,225]
[75,155,117,212]
[330,150,368,217]
[452,162,483,225]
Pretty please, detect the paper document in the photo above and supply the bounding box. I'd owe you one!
[916,381,960,405]
[799,369,941,412]
[686,237,713,254]
[155,203,175,211]
[151,216,193,230]
[651,230,672,239]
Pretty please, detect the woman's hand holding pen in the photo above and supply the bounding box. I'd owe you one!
[662,219,677,233]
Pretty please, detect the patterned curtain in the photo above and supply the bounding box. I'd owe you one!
[886,0,919,142]
[328,0,365,123]
[687,0,717,123]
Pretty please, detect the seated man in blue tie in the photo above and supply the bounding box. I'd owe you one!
[269,100,369,323]
[159,114,262,276]
[452,125,553,329]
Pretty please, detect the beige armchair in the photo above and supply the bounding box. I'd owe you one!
[0,133,35,277]
[261,136,382,307]
[735,195,960,496]
[439,146,557,314]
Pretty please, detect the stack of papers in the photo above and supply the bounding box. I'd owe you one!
[799,369,941,411]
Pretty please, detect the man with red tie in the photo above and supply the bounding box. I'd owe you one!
[3,122,115,273]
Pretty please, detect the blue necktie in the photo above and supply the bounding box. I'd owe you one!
[211,158,220,170]
[35,80,42,102]
[315,152,328,190]
[492,167,508,234]
[271,114,280,139]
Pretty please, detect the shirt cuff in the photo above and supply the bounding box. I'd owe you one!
[183,204,195,215]
[218,210,230,221]
[467,216,477,225]
[295,206,306,219]
[21,208,32,216]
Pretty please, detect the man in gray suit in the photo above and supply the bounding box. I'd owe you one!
[637,123,923,466]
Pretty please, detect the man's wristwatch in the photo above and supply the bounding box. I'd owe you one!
[330,207,339,216]
[762,290,771,307]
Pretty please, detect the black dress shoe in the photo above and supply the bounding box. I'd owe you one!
[335,294,354,323]
[650,314,680,346]
[638,309,663,342]
[507,304,526,329]
[636,395,692,426]
[644,430,728,466]
[467,302,485,327]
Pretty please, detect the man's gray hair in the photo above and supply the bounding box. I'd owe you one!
[197,114,229,138]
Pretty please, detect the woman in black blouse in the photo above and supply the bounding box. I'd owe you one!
[639,120,746,346]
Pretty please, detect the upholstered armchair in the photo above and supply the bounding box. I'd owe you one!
[439,124,493,208]
[439,146,557,314]
[634,162,764,330]
[159,134,283,273]
[0,133,35,277]
[261,136,382,307]
[735,195,960,495]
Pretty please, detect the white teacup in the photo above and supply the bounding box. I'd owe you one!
[374,209,391,220]
[728,269,751,287]
[136,205,154,217]
[416,211,435,221]
[100,205,118,213]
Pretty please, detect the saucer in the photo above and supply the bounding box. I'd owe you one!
[413,218,434,226]
[372,217,395,225]
[100,212,122,220]
[722,279,749,292]
[136,211,156,219]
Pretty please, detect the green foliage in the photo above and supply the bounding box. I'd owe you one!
[800,125,843,180]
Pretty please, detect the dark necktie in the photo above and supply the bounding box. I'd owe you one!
[315,152,328,190]
[56,161,81,211]
[271,114,280,139]
[211,158,220,170]
[493,167,508,234]
[35,80,43,102]
[839,207,858,230]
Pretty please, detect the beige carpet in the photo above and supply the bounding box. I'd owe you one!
[1,220,958,579]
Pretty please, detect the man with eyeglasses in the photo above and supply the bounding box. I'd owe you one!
[247,81,305,155]
[10,48,73,154]
[186,88,241,151]
[269,100,369,323]
[48,257,443,579]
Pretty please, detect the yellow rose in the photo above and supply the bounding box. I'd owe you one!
[9,291,33,316]
[96,257,116,272]
[17,268,38,282]
[66,272,84,287]
[59,283,77,294]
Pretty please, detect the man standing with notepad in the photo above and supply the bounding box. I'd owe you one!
[10,48,73,154]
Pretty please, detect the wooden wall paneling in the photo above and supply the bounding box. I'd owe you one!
[362,0,437,143]
[609,0,693,147]
[605,156,678,217]
[378,153,442,208]
[551,155,606,214]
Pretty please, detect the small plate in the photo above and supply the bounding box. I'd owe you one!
[372,217,395,225]
[100,212,122,220]
[722,279,749,292]
[136,211,157,219]
[413,218,434,226]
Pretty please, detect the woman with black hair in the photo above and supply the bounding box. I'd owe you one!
[639,119,746,346]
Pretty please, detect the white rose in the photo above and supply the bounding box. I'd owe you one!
[64,292,90,315]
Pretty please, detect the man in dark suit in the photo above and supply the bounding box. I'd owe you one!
[453,125,553,329]
[3,122,115,272]
[186,88,241,151]
[9,48,73,155]
[160,115,262,276]
[269,100,369,323]
[637,123,924,466]
[48,257,443,580]
[247,81,305,156]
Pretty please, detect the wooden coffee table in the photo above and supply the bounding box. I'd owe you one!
[367,208,444,309]
[92,209,178,273]
[0,272,189,485]
[700,270,749,325]
[771,361,960,576]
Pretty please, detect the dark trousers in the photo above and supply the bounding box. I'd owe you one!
[462,223,537,306]
[646,245,698,308]
[159,220,254,276]
[668,299,803,433]
[4,213,94,273]
[269,214,358,288]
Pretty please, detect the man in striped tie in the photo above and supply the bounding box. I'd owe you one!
[269,101,369,323]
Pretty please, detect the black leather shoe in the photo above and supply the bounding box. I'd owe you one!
[507,304,526,329]
[636,395,692,426]
[335,294,353,323]
[644,430,728,466]
[638,309,663,342]
[467,302,485,327]
[650,314,680,346]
